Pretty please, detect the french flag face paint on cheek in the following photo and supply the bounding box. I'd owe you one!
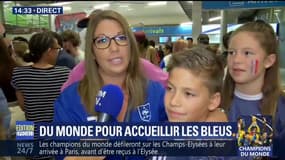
[251,59,259,75]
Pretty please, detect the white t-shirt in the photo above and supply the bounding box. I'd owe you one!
[75,49,85,64]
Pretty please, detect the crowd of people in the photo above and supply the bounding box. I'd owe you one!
[0,8,284,160]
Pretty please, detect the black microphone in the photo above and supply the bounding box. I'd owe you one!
[95,84,124,122]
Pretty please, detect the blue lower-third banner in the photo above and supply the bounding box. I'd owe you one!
[17,122,238,140]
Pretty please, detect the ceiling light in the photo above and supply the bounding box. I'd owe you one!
[274,9,281,12]
[209,16,221,22]
[128,8,133,11]
[50,2,72,6]
[4,1,13,7]
[147,1,167,6]
[180,22,193,26]
[93,3,110,9]
[119,5,129,8]
[188,1,193,3]
[63,6,72,11]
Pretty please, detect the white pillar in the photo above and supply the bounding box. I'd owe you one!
[279,9,285,68]
[192,1,202,44]
[50,15,56,31]
[220,10,227,51]
[0,2,4,23]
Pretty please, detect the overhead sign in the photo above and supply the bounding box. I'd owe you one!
[132,26,192,36]
[202,1,285,10]
[131,23,278,37]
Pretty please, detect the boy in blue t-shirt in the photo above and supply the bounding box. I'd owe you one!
[157,46,227,160]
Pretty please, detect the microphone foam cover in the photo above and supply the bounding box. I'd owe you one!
[95,84,124,118]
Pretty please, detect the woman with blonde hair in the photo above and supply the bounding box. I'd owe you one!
[54,10,166,127]
[54,10,167,160]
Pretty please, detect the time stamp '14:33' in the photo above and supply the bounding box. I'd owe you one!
[12,6,63,14]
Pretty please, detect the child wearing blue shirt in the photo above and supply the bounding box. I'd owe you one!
[223,20,285,159]
[154,46,227,160]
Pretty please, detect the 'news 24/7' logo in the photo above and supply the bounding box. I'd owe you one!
[12,6,63,15]
[16,121,34,140]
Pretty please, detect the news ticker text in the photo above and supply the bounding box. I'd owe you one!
[1,140,238,157]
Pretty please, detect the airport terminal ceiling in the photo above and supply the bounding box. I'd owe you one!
[2,1,283,28]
